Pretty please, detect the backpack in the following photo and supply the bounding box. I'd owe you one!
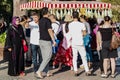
[53,22,63,41]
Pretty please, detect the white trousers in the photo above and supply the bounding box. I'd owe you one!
[72,45,89,72]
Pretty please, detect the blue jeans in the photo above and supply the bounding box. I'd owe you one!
[85,46,93,62]
[31,44,42,72]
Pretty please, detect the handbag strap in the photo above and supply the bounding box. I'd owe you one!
[12,26,23,39]
[12,26,20,34]
[112,26,114,33]
[111,25,117,34]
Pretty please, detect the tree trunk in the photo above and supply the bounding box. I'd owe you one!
[0,44,4,60]
[13,0,27,16]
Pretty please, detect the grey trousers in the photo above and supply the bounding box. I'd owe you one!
[37,40,52,73]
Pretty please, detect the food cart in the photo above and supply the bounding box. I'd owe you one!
[20,1,112,20]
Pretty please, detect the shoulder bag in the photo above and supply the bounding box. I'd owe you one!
[110,26,120,50]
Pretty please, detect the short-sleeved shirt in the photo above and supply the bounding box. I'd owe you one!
[83,22,91,34]
[39,17,52,41]
[52,21,60,35]
[29,21,40,45]
[68,21,86,46]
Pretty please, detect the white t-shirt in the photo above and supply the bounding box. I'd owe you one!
[29,21,40,45]
[83,22,91,34]
[52,21,60,35]
[68,21,86,46]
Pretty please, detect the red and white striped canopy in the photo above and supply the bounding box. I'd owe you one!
[20,1,111,10]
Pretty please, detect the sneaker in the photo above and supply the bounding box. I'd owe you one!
[101,74,108,78]
[52,66,55,69]
[80,64,84,69]
[110,74,115,78]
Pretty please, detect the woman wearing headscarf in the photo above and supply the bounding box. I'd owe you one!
[5,17,26,76]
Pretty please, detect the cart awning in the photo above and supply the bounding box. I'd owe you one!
[20,1,111,10]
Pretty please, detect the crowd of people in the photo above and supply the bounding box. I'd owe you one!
[2,7,119,79]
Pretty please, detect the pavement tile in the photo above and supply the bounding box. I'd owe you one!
[0,62,120,80]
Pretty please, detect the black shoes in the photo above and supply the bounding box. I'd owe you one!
[110,74,115,78]
[25,60,32,67]
[74,73,79,76]
[74,71,79,77]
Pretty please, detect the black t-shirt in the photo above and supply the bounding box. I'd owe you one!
[25,28,30,37]
[99,28,113,41]
[39,17,52,41]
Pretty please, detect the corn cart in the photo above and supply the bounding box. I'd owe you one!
[20,1,112,20]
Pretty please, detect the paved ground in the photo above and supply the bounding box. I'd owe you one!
[0,48,120,80]
[0,61,120,80]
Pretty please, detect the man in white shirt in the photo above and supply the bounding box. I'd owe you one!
[49,14,60,36]
[29,12,41,73]
[68,11,91,76]
[80,15,91,34]
[49,14,60,54]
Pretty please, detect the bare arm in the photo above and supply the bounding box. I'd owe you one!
[48,29,56,46]
[96,31,102,51]
[82,30,87,36]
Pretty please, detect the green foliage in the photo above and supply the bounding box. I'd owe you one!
[112,9,120,22]
[0,32,6,45]
[0,0,13,23]
[102,0,120,22]
[101,0,120,5]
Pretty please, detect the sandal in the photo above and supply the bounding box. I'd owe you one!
[20,72,25,76]
[57,67,62,71]
[46,73,53,77]
[36,71,44,79]
[86,71,92,76]
[101,74,108,78]
[111,74,115,78]
[74,71,79,77]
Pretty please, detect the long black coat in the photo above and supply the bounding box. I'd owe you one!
[4,25,25,76]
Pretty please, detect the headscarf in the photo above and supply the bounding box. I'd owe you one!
[12,16,19,27]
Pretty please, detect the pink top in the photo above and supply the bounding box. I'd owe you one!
[93,25,99,35]
[62,23,72,50]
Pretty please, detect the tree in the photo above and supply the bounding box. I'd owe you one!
[102,0,120,22]
[0,0,13,23]
[101,0,120,5]
[13,0,28,16]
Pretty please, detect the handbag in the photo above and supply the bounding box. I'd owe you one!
[52,39,60,54]
[22,39,28,53]
[110,27,120,50]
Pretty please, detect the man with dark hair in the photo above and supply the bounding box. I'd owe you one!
[68,11,91,76]
[41,7,50,17]
[49,14,60,37]
[72,11,79,19]
[36,7,56,78]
